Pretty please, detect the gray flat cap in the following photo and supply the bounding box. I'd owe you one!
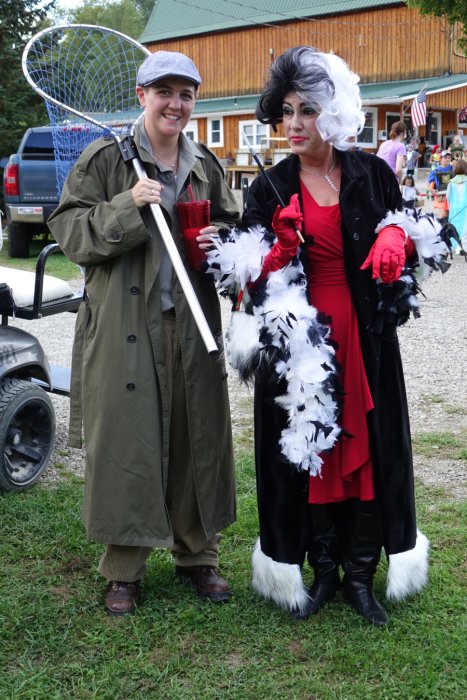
[137,51,202,87]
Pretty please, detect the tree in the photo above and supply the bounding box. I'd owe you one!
[66,0,153,40]
[0,0,56,159]
[407,0,467,52]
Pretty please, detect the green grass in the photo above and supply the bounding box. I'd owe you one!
[0,448,465,700]
[412,430,467,461]
[0,234,79,280]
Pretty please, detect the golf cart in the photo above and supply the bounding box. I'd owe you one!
[0,243,81,492]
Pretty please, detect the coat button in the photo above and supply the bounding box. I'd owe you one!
[127,334,137,343]
[130,286,140,295]
[353,232,360,241]
[126,382,136,391]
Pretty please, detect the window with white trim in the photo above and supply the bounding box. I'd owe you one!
[207,117,224,148]
[386,112,411,137]
[426,111,442,146]
[356,108,378,148]
[238,120,269,150]
[183,120,198,141]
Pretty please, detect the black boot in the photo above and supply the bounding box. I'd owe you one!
[292,504,341,619]
[342,500,388,626]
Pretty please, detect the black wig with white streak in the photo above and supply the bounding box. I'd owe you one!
[256,46,365,150]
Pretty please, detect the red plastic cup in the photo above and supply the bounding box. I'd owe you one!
[176,200,211,270]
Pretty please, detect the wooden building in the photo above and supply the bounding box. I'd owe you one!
[140,0,467,166]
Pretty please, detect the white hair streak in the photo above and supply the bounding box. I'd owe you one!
[317,53,366,150]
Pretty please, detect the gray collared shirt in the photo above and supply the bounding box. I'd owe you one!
[138,125,199,311]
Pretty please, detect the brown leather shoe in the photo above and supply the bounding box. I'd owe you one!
[175,565,232,602]
[104,580,141,616]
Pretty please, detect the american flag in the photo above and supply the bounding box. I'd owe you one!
[411,87,427,128]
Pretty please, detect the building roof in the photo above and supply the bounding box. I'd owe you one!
[192,74,467,115]
[140,0,400,43]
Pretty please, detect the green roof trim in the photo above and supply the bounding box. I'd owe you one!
[361,74,467,102]
[193,75,467,115]
[140,0,399,43]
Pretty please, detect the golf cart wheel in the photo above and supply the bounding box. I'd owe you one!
[0,378,56,492]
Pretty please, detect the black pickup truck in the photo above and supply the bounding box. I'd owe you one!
[2,127,59,258]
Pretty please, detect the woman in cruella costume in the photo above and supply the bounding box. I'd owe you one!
[201,46,450,624]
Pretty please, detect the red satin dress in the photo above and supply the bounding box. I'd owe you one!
[301,183,375,503]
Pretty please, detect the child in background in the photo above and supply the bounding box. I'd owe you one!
[428,150,454,222]
[429,144,441,170]
[401,174,420,209]
[405,144,420,176]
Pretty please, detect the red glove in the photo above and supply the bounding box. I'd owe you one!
[253,195,303,282]
[271,193,303,248]
[360,225,406,284]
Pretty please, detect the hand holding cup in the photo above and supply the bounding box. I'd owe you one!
[176,199,211,270]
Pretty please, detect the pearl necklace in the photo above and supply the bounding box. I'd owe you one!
[300,156,339,193]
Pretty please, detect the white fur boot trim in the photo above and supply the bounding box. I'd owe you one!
[386,530,430,601]
[251,539,310,613]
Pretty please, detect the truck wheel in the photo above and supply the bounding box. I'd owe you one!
[8,222,31,258]
[0,379,56,492]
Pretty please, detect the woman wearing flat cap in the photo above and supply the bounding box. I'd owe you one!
[203,46,450,625]
[49,51,240,616]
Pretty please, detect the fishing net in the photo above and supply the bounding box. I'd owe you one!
[22,24,150,194]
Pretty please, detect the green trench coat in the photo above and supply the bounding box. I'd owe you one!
[48,132,241,547]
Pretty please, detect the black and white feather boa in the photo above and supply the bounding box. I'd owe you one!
[205,210,450,476]
[205,225,342,476]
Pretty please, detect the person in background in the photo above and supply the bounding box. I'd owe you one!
[449,134,464,161]
[428,150,454,223]
[446,158,467,253]
[429,144,441,170]
[48,51,240,616]
[203,46,432,626]
[376,120,407,182]
[405,143,420,177]
[401,174,421,209]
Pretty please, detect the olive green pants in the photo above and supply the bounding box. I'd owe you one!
[99,312,220,582]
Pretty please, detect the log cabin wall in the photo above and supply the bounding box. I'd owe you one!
[145,7,459,96]
[143,6,467,160]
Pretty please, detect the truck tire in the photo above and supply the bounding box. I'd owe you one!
[0,378,56,492]
[8,222,31,258]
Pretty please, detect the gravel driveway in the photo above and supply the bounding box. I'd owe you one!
[11,243,466,499]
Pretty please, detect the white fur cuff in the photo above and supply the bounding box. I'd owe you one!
[386,530,430,600]
[251,539,310,613]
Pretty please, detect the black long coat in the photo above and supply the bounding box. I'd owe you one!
[243,150,416,562]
